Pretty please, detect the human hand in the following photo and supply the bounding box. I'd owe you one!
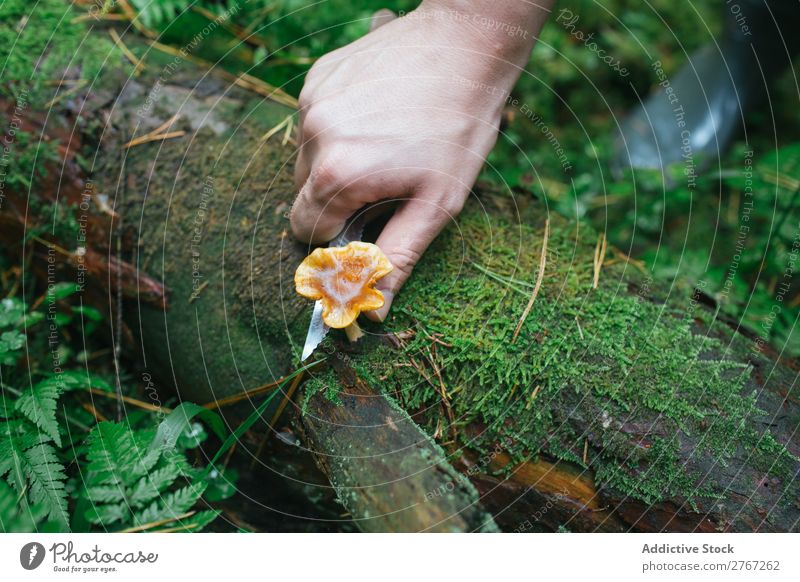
[290,2,548,320]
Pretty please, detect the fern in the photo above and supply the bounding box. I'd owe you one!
[129,0,192,28]
[0,421,69,528]
[0,277,225,533]
[83,422,218,531]
[15,377,63,446]
[0,480,56,532]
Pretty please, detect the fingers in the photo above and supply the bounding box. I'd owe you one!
[289,174,365,244]
[369,9,397,32]
[294,145,310,192]
[365,194,464,322]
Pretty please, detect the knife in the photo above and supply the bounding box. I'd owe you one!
[300,214,367,361]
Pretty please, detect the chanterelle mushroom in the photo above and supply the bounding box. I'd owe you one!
[295,242,393,338]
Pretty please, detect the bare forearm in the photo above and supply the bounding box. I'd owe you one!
[418,0,554,66]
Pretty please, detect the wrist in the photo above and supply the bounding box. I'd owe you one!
[416,0,551,65]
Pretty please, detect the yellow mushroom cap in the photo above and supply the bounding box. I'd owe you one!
[295,241,393,329]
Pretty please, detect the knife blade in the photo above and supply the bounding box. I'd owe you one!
[300,215,367,361]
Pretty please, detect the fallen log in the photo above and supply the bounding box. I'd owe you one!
[4,17,798,532]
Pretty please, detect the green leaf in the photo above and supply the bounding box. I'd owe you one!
[0,423,68,528]
[15,378,62,445]
[25,442,69,527]
[72,305,103,322]
[150,402,225,453]
[0,298,26,329]
[86,422,161,486]
[128,464,181,508]
[0,480,54,533]
[199,364,312,480]
[204,467,239,502]
[86,484,125,504]
[0,330,25,365]
[135,482,207,526]
[86,502,128,527]
[47,282,81,302]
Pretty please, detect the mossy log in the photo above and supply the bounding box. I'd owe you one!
[4,24,799,533]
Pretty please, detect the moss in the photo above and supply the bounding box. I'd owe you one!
[300,366,342,413]
[1,0,122,199]
[351,195,797,507]
[0,0,120,105]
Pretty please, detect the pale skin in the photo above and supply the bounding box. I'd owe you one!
[290,0,554,321]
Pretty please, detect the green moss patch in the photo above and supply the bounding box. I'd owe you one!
[352,194,797,508]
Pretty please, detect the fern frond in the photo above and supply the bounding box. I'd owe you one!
[86,501,128,527]
[86,422,160,486]
[136,481,207,526]
[130,0,192,28]
[0,480,52,533]
[128,463,181,508]
[24,442,69,526]
[0,423,68,527]
[15,377,62,445]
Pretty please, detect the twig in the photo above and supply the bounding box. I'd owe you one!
[575,316,585,341]
[583,438,589,465]
[512,218,550,343]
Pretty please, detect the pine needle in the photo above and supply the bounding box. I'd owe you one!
[123,113,184,149]
[87,387,169,414]
[147,40,298,109]
[116,0,157,39]
[592,232,607,290]
[250,370,307,467]
[44,79,88,108]
[118,511,195,533]
[202,361,321,410]
[512,218,550,343]
[268,370,305,428]
[260,115,290,143]
[575,316,585,341]
[109,29,145,74]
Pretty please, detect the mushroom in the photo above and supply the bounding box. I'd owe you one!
[295,241,393,341]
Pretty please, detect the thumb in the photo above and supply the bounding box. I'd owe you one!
[365,196,461,322]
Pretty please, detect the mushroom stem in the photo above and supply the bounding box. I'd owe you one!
[344,320,364,343]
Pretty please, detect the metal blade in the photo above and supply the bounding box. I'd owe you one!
[330,214,366,247]
[301,300,327,361]
[300,213,368,361]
